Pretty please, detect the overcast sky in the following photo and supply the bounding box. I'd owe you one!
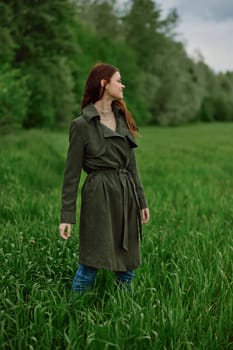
[158,0,233,72]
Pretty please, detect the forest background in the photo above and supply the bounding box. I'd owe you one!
[1,0,233,129]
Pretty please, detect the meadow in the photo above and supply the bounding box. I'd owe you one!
[0,123,232,349]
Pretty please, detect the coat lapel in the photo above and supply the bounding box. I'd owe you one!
[117,116,138,148]
[82,103,138,148]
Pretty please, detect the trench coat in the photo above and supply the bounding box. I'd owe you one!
[60,103,147,271]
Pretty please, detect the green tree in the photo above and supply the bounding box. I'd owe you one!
[75,0,122,38]
[0,0,78,127]
[0,64,28,126]
[123,0,163,70]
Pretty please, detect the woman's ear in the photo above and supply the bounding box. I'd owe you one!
[100,79,106,88]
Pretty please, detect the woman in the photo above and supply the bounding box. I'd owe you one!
[59,63,150,292]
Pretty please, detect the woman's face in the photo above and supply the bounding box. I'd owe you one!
[104,71,125,100]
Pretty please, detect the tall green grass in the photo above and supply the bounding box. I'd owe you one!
[0,124,233,349]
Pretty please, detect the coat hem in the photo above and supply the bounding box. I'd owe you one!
[78,258,141,272]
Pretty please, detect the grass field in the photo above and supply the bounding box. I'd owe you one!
[0,123,233,349]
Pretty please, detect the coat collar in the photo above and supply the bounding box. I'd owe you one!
[82,103,138,148]
[82,103,99,121]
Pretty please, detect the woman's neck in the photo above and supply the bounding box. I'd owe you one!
[94,97,113,113]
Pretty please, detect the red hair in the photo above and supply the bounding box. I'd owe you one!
[81,63,138,136]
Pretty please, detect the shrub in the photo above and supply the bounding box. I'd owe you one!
[0,65,28,126]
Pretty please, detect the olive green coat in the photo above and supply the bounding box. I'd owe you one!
[60,103,147,271]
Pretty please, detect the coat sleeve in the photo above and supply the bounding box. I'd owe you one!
[127,148,148,209]
[60,119,86,224]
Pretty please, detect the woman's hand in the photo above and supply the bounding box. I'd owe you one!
[59,223,71,240]
[141,208,150,224]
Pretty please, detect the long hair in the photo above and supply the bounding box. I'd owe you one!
[81,63,138,136]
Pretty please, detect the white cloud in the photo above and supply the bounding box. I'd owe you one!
[161,0,233,21]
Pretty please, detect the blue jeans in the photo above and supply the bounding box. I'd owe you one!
[72,264,135,292]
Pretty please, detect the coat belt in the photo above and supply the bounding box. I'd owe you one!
[89,168,142,251]
[118,169,142,251]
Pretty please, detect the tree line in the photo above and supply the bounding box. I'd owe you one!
[1,0,233,128]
